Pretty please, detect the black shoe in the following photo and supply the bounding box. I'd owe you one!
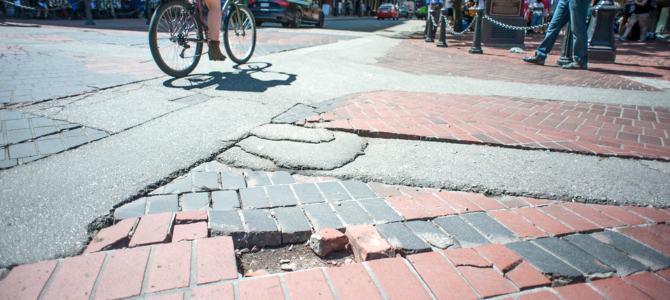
[522,55,546,65]
[561,62,587,70]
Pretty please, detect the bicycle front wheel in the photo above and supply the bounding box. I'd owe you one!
[149,0,203,77]
[223,5,256,64]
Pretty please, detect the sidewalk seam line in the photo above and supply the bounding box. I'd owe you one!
[190,240,198,288]
[139,245,156,297]
[437,249,483,299]
[401,256,438,300]
[278,273,291,300]
[36,258,62,300]
[321,267,342,300]
[362,261,390,300]
[87,251,111,300]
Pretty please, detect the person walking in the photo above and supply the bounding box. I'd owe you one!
[529,0,544,34]
[616,0,652,42]
[521,0,590,69]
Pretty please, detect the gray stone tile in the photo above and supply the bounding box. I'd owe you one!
[0,159,18,169]
[88,134,107,142]
[592,231,670,271]
[147,194,179,214]
[266,185,298,207]
[462,212,518,244]
[244,170,272,187]
[5,119,30,130]
[9,142,37,158]
[316,182,352,202]
[433,215,490,248]
[239,187,270,209]
[0,111,22,121]
[33,126,58,137]
[341,180,378,200]
[21,155,46,163]
[268,171,295,185]
[303,203,344,231]
[331,201,372,226]
[114,198,147,220]
[6,129,33,144]
[30,118,56,128]
[292,183,325,204]
[212,190,240,211]
[221,172,247,190]
[162,175,192,194]
[209,210,246,248]
[359,198,404,224]
[506,241,583,279]
[376,222,432,255]
[405,220,455,249]
[0,148,4,160]
[36,139,65,155]
[193,171,220,191]
[563,234,647,276]
[273,206,312,243]
[242,209,281,247]
[64,136,88,148]
[181,192,211,211]
[63,128,86,137]
[533,237,615,275]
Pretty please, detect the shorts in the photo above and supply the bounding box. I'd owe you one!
[446,7,453,15]
[631,12,649,21]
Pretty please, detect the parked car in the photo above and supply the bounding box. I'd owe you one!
[398,6,409,18]
[249,0,325,28]
[376,3,399,20]
[414,0,426,19]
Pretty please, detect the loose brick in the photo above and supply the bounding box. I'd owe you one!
[458,266,517,298]
[505,261,551,290]
[239,276,284,300]
[266,185,298,207]
[561,203,626,228]
[625,206,670,223]
[385,195,430,220]
[332,201,374,226]
[540,205,600,233]
[310,227,349,257]
[129,212,173,247]
[359,198,404,223]
[346,225,394,262]
[376,222,431,255]
[292,183,325,204]
[173,222,208,242]
[505,241,582,278]
[85,217,137,253]
[211,190,240,211]
[433,215,490,247]
[592,231,670,270]
[590,277,653,300]
[460,192,506,210]
[94,247,151,300]
[623,272,670,300]
[303,203,344,231]
[191,284,234,300]
[316,181,352,201]
[175,210,208,223]
[273,206,312,243]
[197,236,238,284]
[341,180,378,200]
[517,290,561,300]
[513,207,573,237]
[367,257,431,300]
[44,253,106,300]
[284,269,335,300]
[181,193,211,211]
[554,283,607,300]
[443,248,492,267]
[473,244,523,273]
[563,234,647,276]
[434,191,482,213]
[239,187,270,209]
[404,220,454,249]
[242,209,281,248]
[462,212,518,244]
[0,260,58,300]
[619,226,670,256]
[410,193,456,217]
[533,237,615,275]
[146,241,191,293]
[489,209,548,238]
[588,204,647,226]
[327,263,384,300]
[209,210,246,248]
[408,252,479,300]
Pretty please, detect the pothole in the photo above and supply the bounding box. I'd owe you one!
[238,243,354,275]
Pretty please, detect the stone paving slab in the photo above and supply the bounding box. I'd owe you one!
[298,91,670,160]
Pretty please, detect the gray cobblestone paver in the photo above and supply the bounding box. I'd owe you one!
[331,201,373,226]
[506,241,583,278]
[358,198,404,224]
[462,212,518,244]
[268,171,295,185]
[563,234,647,276]
[533,237,616,275]
[240,187,270,209]
[114,198,148,220]
[209,210,246,248]
[244,170,273,187]
[221,172,247,190]
[434,215,490,248]
[162,175,193,194]
[592,231,670,271]
[36,139,65,155]
[181,193,211,211]
[376,222,432,254]
[404,220,455,249]
[266,185,298,207]
[341,180,378,200]
[8,142,37,158]
[317,181,352,202]
[273,206,312,243]
[193,172,220,191]
[292,183,325,204]
[212,190,240,211]
[64,136,87,149]
[303,203,344,231]
[242,209,281,247]
[147,195,179,214]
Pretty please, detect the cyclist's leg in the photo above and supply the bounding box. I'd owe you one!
[204,0,226,60]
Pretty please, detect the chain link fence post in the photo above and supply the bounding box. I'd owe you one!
[85,0,95,25]
[468,8,483,54]
[557,22,573,65]
[437,12,448,47]
[425,10,434,42]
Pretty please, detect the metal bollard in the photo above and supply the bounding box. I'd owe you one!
[437,10,448,47]
[468,8,483,54]
[425,10,434,42]
[557,22,573,65]
[85,0,95,25]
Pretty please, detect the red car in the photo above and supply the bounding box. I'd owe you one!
[377,4,399,20]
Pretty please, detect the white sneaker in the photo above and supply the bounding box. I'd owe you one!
[616,35,626,41]
[637,37,646,42]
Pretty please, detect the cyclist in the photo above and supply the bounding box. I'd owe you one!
[204,0,227,61]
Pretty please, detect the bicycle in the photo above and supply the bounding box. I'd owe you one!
[148,0,256,77]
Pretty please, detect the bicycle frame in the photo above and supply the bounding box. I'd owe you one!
[169,0,246,44]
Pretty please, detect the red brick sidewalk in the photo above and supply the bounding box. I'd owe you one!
[299,91,670,160]
[377,36,670,91]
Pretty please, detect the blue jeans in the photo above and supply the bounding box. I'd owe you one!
[531,13,543,26]
[535,0,590,64]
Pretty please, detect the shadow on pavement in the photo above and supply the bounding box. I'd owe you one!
[162,62,297,93]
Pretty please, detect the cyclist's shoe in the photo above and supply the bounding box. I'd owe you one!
[208,40,227,61]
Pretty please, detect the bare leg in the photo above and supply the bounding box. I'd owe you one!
[204,0,221,41]
[622,18,638,38]
[638,19,647,40]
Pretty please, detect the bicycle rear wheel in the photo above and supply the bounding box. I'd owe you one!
[223,5,256,64]
[149,0,203,77]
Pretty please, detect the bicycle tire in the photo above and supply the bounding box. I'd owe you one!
[149,0,203,77]
[223,5,256,64]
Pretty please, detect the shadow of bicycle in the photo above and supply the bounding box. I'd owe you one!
[162,62,297,93]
